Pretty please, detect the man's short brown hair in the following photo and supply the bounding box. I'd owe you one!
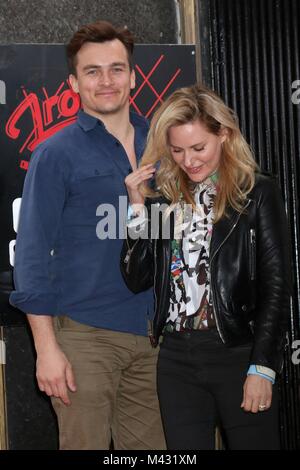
[66,20,135,75]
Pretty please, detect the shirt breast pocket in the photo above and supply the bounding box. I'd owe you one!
[71,167,116,208]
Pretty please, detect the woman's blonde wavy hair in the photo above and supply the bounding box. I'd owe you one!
[140,84,259,222]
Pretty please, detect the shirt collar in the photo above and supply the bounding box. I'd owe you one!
[76,109,148,162]
[76,109,103,132]
[76,109,148,132]
[192,171,219,193]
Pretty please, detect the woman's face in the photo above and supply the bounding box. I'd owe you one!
[168,120,227,183]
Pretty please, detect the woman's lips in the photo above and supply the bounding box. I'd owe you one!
[185,165,203,174]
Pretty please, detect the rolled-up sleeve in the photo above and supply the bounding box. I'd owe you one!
[9,144,67,315]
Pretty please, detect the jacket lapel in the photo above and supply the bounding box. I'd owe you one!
[210,201,251,261]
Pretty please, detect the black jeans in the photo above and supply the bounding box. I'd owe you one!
[157,329,280,450]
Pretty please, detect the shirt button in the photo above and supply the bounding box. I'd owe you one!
[242,305,247,311]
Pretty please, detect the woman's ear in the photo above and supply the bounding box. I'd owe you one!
[220,127,229,144]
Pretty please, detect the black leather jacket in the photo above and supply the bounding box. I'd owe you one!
[120,174,291,373]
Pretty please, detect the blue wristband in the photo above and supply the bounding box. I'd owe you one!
[247,365,275,384]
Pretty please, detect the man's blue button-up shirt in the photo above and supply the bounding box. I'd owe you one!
[10,110,153,336]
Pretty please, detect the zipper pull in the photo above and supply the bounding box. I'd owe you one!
[249,228,256,281]
[124,249,131,264]
[148,319,156,347]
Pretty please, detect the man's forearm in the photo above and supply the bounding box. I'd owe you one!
[27,314,58,353]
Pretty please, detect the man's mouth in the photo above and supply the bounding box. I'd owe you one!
[96,90,117,96]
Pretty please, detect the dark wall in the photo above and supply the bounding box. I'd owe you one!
[198,0,300,450]
[4,325,58,450]
[0,0,178,44]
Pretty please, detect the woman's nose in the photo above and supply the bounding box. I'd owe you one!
[184,151,195,167]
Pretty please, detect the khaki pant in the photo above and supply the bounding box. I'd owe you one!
[51,316,166,450]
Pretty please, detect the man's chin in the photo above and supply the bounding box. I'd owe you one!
[96,105,123,115]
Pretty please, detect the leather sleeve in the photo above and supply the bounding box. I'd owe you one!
[249,177,291,373]
[120,206,154,294]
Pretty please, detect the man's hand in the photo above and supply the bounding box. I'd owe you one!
[241,374,272,413]
[27,314,76,406]
[36,345,76,406]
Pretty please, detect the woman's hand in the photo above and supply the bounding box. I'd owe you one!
[125,164,156,205]
[241,375,273,413]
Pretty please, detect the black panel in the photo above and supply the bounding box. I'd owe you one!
[0,44,196,449]
[198,0,300,449]
[4,324,58,449]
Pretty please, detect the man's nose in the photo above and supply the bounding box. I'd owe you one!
[100,70,113,85]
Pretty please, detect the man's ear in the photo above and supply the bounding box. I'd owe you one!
[130,69,136,90]
[69,74,79,94]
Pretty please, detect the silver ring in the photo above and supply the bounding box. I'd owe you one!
[258,404,267,411]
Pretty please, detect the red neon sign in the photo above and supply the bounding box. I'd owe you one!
[5,80,80,169]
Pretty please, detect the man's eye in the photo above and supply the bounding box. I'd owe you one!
[87,70,96,75]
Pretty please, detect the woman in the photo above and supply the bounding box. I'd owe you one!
[120,84,291,450]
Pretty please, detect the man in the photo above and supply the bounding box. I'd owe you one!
[10,20,165,451]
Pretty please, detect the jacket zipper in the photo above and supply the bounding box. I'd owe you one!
[124,238,139,274]
[210,200,251,343]
[249,228,256,280]
[149,239,158,346]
